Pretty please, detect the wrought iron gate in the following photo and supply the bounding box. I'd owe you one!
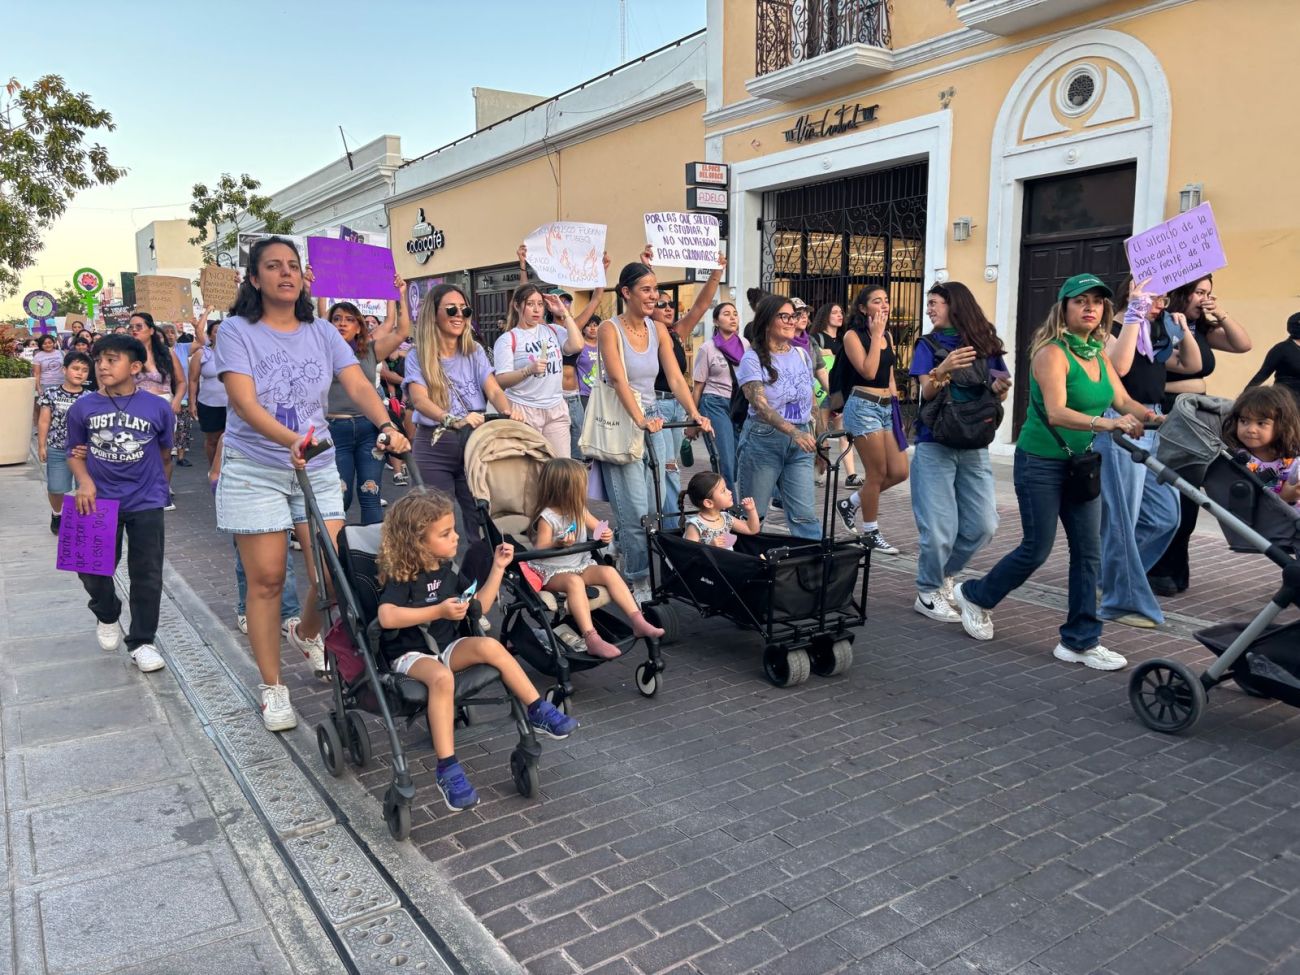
[759,160,928,403]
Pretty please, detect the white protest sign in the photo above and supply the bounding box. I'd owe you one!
[1124,202,1227,295]
[523,222,607,290]
[644,212,721,269]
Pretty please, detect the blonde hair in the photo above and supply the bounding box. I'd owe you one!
[1028,297,1114,359]
[413,289,477,411]
[528,458,588,539]
[377,489,455,584]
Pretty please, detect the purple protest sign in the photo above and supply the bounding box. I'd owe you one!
[305,237,400,301]
[56,496,119,576]
[1125,202,1227,295]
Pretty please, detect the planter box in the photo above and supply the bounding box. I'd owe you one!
[0,376,36,465]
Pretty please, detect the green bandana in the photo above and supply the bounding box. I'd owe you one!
[1061,331,1104,361]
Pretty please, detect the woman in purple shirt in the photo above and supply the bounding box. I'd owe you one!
[216,237,410,734]
[405,284,521,532]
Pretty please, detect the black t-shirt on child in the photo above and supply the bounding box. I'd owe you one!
[378,562,471,665]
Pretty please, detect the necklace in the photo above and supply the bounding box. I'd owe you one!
[103,388,139,426]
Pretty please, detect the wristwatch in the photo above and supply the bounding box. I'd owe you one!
[380,420,399,433]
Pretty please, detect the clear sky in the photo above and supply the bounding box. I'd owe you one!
[3,0,705,316]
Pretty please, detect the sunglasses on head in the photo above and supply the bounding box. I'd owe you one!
[441,304,473,318]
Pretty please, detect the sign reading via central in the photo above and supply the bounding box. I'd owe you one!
[783,102,880,144]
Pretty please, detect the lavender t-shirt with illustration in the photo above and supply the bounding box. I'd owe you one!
[403,346,493,426]
[65,391,174,512]
[215,315,357,470]
[736,347,814,426]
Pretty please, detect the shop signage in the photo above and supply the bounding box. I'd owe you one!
[685,162,729,187]
[783,102,880,144]
[406,208,446,265]
[473,266,529,294]
[686,187,728,212]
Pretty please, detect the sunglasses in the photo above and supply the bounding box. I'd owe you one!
[441,305,473,318]
[653,300,672,310]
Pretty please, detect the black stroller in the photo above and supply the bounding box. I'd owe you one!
[296,445,546,841]
[1112,395,1300,734]
[642,421,869,689]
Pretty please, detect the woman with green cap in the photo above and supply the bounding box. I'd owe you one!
[951,274,1151,671]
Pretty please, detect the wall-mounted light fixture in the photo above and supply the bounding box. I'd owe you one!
[952,217,973,242]
[1178,183,1204,213]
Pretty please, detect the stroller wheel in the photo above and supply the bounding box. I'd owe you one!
[383,788,411,841]
[1129,659,1206,734]
[642,603,680,645]
[511,748,541,798]
[635,661,660,697]
[544,686,571,714]
[317,720,345,778]
[810,637,854,678]
[344,710,372,768]
[763,646,811,688]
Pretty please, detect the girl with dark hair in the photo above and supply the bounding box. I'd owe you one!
[808,301,861,488]
[833,285,909,553]
[596,262,712,603]
[908,282,1012,623]
[1222,385,1300,509]
[189,319,227,466]
[736,294,820,539]
[691,300,747,494]
[492,283,584,458]
[405,284,522,532]
[321,278,411,526]
[1148,274,1253,594]
[216,236,410,733]
[32,334,65,425]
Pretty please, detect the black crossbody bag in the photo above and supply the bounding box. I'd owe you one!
[1031,398,1102,503]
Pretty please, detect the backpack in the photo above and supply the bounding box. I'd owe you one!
[916,335,1003,450]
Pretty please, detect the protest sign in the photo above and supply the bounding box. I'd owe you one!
[306,237,400,300]
[644,212,722,269]
[134,275,194,322]
[237,232,309,268]
[56,496,119,576]
[199,266,240,310]
[63,312,88,332]
[523,222,607,291]
[1125,202,1227,295]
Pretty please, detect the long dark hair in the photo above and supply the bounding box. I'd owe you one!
[1169,274,1213,330]
[846,283,888,333]
[750,293,793,383]
[928,282,1004,358]
[128,311,177,393]
[810,302,842,338]
[229,237,315,323]
[327,301,369,358]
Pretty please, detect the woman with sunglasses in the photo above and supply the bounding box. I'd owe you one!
[127,312,187,507]
[405,287,522,531]
[493,284,585,458]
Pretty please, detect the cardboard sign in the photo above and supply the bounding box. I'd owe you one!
[56,496,119,576]
[134,275,194,323]
[644,212,721,269]
[199,266,240,311]
[64,312,89,332]
[237,232,309,268]
[306,237,400,301]
[1125,202,1227,295]
[523,222,607,291]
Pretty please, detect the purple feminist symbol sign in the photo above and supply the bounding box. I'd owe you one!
[1125,202,1227,295]
[56,496,119,576]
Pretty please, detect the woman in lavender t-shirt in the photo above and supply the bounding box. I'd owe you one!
[215,237,410,734]
[405,285,521,531]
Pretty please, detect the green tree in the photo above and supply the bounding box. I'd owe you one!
[51,279,82,316]
[0,76,126,300]
[187,173,293,264]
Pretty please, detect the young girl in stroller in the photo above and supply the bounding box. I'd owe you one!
[529,458,664,659]
[376,490,579,812]
[1223,386,1300,508]
[680,471,761,548]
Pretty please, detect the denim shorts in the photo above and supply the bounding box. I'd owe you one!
[45,447,73,494]
[217,445,346,533]
[842,394,892,438]
[392,639,462,675]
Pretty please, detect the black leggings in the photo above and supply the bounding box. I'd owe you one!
[1149,491,1197,589]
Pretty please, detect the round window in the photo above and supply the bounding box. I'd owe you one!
[1058,65,1101,117]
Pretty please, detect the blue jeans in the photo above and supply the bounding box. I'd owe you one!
[601,412,671,582]
[910,441,998,593]
[566,395,585,460]
[700,393,739,496]
[1097,412,1180,623]
[737,420,820,540]
[234,535,301,620]
[655,394,686,529]
[330,416,383,525]
[962,450,1103,651]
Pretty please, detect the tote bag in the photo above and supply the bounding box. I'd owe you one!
[578,328,645,465]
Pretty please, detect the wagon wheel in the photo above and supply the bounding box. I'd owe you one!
[763,646,811,688]
[810,638,853,678]
[642,603,680,645]
[1129,659,1206,735]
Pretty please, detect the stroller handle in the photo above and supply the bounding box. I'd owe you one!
[818,429,850,446]
[512,539,609,565]
[658,420,706,431]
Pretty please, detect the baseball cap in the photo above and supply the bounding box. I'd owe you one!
[546,287,574,302]
[790,297,809,311]
[1057,274,1113,301]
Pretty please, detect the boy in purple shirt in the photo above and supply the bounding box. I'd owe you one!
[66,334,174,673]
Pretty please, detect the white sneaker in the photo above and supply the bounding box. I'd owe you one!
[1053,643,1127,671]
[96,621,123,651]
[280,616,299,639]
[259,683,297,731]
[236,614,248,634]
[286,620,326,678]
[815,471,827,486]
[953,582,994,641]
[939,577,957,609]
[915,591,961,623]
[131,644,166,672]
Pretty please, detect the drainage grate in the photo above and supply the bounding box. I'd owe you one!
[243,760,336,837]
[344,911,454,975]
[287,825,400,925]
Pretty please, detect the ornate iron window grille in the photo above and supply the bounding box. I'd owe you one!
[756,0,892,77]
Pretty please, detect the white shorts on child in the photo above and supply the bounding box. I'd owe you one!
[392,638,463,676]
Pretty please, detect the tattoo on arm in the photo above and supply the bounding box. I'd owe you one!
[742,380,793,434]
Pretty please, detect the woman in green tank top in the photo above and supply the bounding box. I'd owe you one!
[951,274,1152,672]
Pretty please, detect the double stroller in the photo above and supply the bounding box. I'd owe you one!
[1112,395,1300,734]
